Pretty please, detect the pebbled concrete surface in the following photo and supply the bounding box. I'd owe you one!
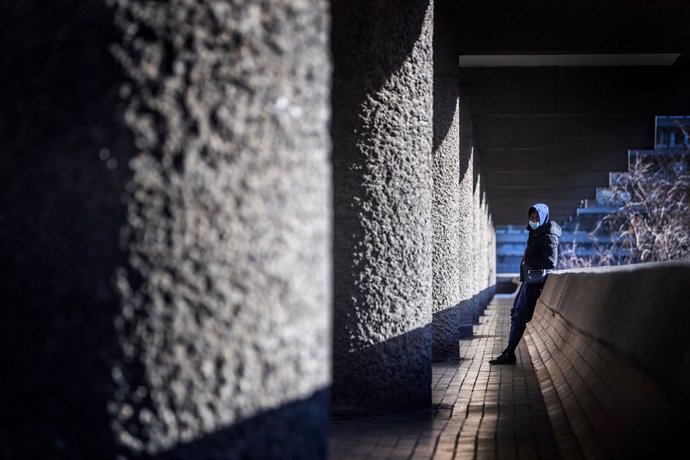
[331,0,435,411]
[457,86,478,332]
[109,0,332,457]
[432,76,462,360]
[1,0,332,458]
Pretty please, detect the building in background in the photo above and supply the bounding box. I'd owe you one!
[495,115,688,273]
[656,115,690,149]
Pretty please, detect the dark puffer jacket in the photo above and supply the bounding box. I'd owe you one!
[522,203,562,274]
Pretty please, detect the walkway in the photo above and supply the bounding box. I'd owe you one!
[330,293,562,459]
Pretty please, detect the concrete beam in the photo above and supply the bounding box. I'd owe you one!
[475,115,655,150]
[492,198,585,210]
[485,171,611,189]
[491,204,583,224]
[492,205,578,215]
[475,115,647,225]
[456,0,690,54]
[493,208,578,225]
[489,187,597,200]
[462,67,690,116]
[483,148,629,172]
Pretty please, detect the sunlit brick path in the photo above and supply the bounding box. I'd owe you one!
[330,294,563,460]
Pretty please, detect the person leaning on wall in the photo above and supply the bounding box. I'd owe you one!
[489,203,562,365]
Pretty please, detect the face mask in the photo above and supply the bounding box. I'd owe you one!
[529,221,539,230]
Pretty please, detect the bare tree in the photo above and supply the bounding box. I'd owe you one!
[559,117,690,269]
[558,222,594,269]
[594,150,690,264]
[558,222,619,269]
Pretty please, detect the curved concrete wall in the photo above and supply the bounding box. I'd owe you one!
[1,1,332,458]
[529,261,690,459]
[331,0,434,411]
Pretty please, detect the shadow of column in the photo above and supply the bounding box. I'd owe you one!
[0,1,133,458]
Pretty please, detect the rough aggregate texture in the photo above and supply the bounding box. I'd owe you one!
[331,0,435,411]
[479,196,493,308]
[472,175,491,318]
[488,219,496,289]
[109,0,332,457]
[0,0,332,458]
[457,86,477,331]
[431,77,462,359]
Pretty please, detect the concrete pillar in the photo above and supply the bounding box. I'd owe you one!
[432,76,462,360]
[431,3,474,359]
[471,171,492,320]
[331,0,434,411]
[457,87,477,337]
[480,197,491,305]
[1,1,331,458]
[484,205,496,303]
[431,0,463,360]
[468,148,479,322]
[484,196,495,305]
[478,192,488,308]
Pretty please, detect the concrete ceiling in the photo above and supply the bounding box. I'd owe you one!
[458,54,681,67]
[453,0,690,226]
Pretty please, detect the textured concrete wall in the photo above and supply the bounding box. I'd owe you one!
[431,75,462,360]
[530,261,690,458]
[331,0,435,411]
[1,1,332,458]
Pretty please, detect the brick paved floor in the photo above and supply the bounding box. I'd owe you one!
[330,294,562,460]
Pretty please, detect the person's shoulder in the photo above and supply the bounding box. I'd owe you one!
[547,220,562,238]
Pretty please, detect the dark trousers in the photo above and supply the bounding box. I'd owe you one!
[505,282,543,354]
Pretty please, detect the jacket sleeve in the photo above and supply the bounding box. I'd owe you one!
[524,235,559,269]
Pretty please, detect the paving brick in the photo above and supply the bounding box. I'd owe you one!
[330,294,565,459]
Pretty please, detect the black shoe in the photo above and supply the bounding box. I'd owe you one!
[489,351,516,365]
